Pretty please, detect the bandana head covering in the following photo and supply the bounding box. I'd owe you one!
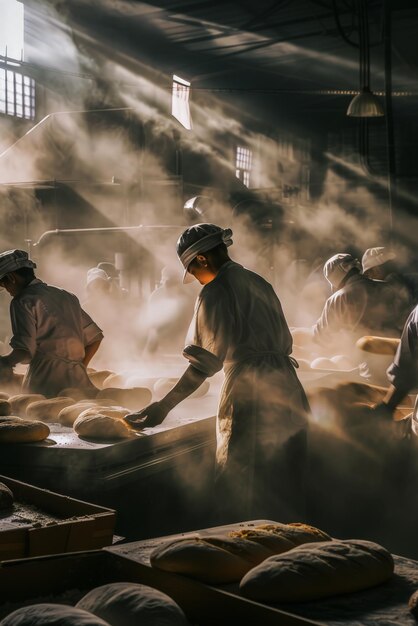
[361,247,396,273]
[323,253,361,291]
[176,223,233,283]
[86,267,110,287]
[0,249,36,282]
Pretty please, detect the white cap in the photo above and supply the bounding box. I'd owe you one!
[323,253,361,290]
[362,247,396,273]
[86,267,109,287]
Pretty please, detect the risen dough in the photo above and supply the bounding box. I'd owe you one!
[74,413,134,440]
[57,400,118,427]
[88,370,114,389]
[8,394,45,417]
[0,416,50,443]
[26,398,74,422]
[76,582,189,626]
[0,481,13,510]
[97,387,152,410]
[0,604,111,625]
[310,357,334,370]
[239,539,394,602]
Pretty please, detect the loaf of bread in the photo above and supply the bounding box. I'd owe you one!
[26,397,74,422]
[0,604,111,625]
[88,370,114,389]
[356,335,400,355]
[73,412,134,441]
[239,539,394,602]
[150,522,331,584]
[0,416,50,443]
[58,400,120,427]
[8,394,45,416]
[409,589,418,618]
[76,582,189,625]
[97,387,152,411]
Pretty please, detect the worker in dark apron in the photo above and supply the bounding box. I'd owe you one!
[126,224,309,523]
[0,249,103,397]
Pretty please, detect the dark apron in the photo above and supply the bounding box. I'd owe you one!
[24,352,97,398]
[215,351,309,524]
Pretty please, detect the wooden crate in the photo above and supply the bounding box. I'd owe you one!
[0,550,323,625]
[0,475,115,560]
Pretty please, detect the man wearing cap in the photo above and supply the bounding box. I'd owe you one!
[362,246,415,316]
[312,252,404,347]
[0,250,103,397]
[126,224,309,522]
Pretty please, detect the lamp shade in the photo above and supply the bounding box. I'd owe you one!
[347,87,384,117]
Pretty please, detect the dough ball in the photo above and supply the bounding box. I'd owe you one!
[125,375,155,390]
[102,373,126,389]
[74,413,134,441]
[310,357,334,370]
[409,589,418,618]
[330,355,354,370]
[153,379,210,400]
[8,394,45,417]
[356,335,400,355]
[0,481,13,510]
[0,604,111,625]
[88,371,114,389]
[0,417,50,443]
[58,400,118,427]
[77,582,189,626]
[58,388,97,401]
[77,406,130,421]
[26,398,74,422]
[0,392,9,400]
[0,400,11,416]
[97,387,152,411]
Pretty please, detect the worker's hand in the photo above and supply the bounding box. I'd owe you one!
[123,402,170,430]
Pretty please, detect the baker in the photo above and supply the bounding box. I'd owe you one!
[374,305,418,424]
[126,223,309,522]
[0,249,103,397]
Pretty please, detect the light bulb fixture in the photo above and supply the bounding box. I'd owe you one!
[346,0,384,117]
[347,86,384,117]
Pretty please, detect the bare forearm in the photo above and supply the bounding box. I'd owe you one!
[161,365,207,412]
[83,339,102,366]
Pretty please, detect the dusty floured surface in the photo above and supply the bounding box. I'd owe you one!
[0,502,81,528]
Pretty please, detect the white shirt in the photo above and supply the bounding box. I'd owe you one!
[10,279,103,361]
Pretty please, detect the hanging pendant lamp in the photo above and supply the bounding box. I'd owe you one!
[347,0,384,117]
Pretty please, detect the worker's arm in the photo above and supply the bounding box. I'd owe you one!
[124,365,207,429]
[83,339,102,367]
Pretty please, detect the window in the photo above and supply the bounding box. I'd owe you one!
[0,0,24,61]
[0,1,35,120]
[235,146,252,187]
[172,74,192,130]
[0,69,35,119]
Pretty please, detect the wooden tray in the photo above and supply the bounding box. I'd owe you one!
[0,549,322,625]
[0,475,116,560]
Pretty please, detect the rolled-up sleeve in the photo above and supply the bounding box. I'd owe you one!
[387,306,418,393]
[81,308,104,346]
[183,286,233,376]
[9,299,36,357]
